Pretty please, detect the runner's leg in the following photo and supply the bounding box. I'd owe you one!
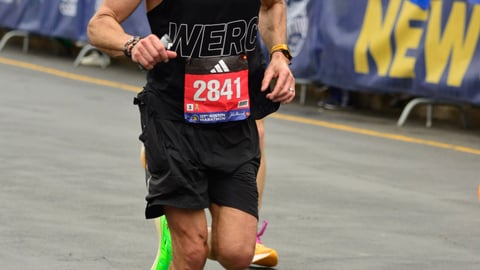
[164,206,209,270]
[252,119,279,267]
[209,204,257,269]
[256,119,266,209]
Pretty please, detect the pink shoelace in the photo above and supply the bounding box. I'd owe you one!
[256,220,269,244]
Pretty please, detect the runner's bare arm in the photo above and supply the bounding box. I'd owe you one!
[259,0,287,53]
[87,0,144,57]
[258,0,295,104]
[88,0,176,69]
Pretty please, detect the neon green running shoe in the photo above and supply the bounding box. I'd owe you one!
[142,146,172,270]
[152,216,172,270]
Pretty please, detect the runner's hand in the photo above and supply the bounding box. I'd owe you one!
[261,53,295,104]
[131,34,177,70]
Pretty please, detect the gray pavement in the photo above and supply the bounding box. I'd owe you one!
[1,46,480,270]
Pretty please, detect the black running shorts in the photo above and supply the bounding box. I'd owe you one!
[139,106,260,220]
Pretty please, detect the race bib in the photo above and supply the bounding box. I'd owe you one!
[184,55,250,123]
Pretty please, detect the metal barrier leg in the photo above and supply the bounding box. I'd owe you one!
[397,98,433,127]
[295,79,311,105]
[426,104,433,128]
[397,97,469,128]
[73,44,110,69]
[299,83,307,105]
[73,45,91,67]
[0,30,29,53]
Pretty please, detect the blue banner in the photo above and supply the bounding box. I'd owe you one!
[288,0,480,105]
[0,0,84,40]
[0,0,150,41]
[0,0,23,29]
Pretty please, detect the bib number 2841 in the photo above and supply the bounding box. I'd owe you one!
[193,77,241,102]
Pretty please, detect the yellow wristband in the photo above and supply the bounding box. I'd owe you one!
[270,43,293,62]
[270,44,289,54]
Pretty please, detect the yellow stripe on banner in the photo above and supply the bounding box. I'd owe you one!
[1,56,479,156]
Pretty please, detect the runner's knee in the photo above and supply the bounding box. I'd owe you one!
[215,246,254,270]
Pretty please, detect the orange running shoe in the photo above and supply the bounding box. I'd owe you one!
[252,220,278,267]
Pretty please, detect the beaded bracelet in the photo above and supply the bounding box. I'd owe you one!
[123,36,141,58]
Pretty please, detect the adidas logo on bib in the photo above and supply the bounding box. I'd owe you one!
[210,59,230,73]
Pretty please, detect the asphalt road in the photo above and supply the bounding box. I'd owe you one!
[1,46,480,270]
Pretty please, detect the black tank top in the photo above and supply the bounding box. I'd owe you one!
[143,0,279,121]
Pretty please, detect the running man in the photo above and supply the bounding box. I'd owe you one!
[88,0,294,269]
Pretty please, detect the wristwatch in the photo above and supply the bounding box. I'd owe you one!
[270,44,293,63]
